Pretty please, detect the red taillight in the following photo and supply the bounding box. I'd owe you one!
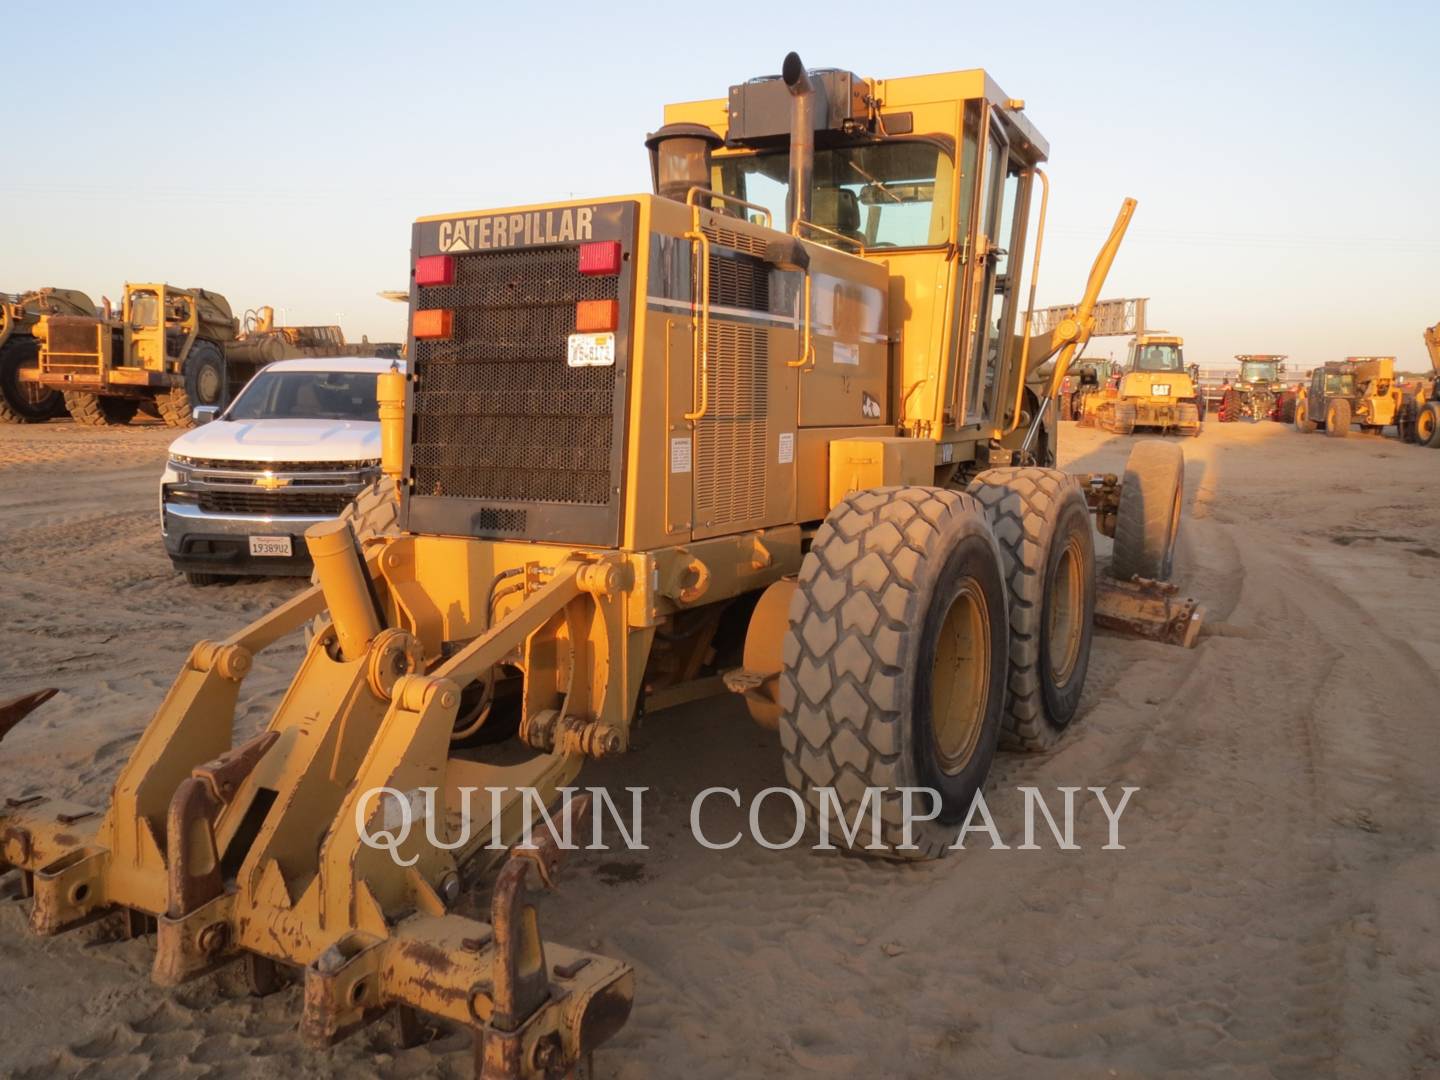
[414,254,454,287]
[575,299,618,333]
[578,240,621,276]
[413,309,453,340]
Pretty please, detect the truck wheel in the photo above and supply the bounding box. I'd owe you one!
[1325,398,1350,438]
[158,340,227,428]
[779,486,1009,859]
[1177,401,1201,436]
[184,571,221,586]
[0,339,61,424]
[1420,403,1440,448]
[967,469,1094,751]
[1111,441,1183,582]
[1112,401,1136,435]
[64,391,139,426]
[1295,397,1316,433]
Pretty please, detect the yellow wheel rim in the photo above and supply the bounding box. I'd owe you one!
[930,579,990,774]
[1047,536,1084,685]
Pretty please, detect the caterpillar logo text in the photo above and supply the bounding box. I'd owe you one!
[436,206,596,253]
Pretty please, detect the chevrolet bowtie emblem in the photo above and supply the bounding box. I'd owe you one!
[255,473,289,490]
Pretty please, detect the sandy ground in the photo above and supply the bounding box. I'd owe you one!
[1,416,1438,1079]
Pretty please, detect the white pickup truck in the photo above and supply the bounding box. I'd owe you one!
[160,356,401,585]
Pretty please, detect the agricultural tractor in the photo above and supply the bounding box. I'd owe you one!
[0,56,1202,1078]
[1398,322,1440,447]
[0,288,96,423]
[1089,332,1202,436]
[1295,356,1401,438]
[1220,354,1286,422]
[25,284,400,427]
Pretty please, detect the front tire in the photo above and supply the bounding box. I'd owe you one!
[967,469,1095,751]
[64,391,139,426]
[158,340,227,428]
[1325,398,1350,438]
[1418,402,1440,448]
[1111,441,1183,582]
[779,486,1009,859]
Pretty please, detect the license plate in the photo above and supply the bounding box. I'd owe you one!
[1152,384,1171,396]
[567,332,615,367]
[249,535,292,557]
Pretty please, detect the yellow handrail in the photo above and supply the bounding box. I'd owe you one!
[786,273,815,370]
[683,228,712,421]
[685,187,774,228]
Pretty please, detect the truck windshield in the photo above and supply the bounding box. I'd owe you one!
[716,139,954,248]
[1133,344,1184,372]
[226,370,379,422]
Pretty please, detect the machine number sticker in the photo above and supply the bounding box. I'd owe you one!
[567,332,616,367]
[778,432,794,464]
[670,436,692,473]
[834,341,859,366]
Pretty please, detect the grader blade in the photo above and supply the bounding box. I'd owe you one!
[1095,576,1204,648]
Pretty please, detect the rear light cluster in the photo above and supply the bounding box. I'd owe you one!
[411,240,623,341]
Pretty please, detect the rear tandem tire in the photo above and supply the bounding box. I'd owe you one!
[779,486,1009,859]
[966,468,1096,751]
[1111,441,1184,582]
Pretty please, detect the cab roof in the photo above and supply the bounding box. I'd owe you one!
[259,356,406,374]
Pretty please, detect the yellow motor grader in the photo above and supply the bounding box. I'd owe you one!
[0,287,96,423]
[25,285,400,427]
[0,55,1201,1077]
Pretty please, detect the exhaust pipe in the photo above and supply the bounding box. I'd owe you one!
[782,52,814,231]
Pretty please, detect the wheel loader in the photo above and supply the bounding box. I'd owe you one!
[1294,356,1401,438]
[1088,332,1202,436]
[24,285,401,427]
[1219,354,1286,422]
[1398,322,1440,447]
[0,288,96,423]
[0,55,1201,1077]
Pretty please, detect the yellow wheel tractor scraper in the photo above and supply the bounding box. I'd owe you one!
[0,54,1202,1077]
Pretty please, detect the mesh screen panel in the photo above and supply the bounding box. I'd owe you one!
[411,246,620,508]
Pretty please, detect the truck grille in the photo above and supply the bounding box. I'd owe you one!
[407,202,636,547]
[197,491,351,516]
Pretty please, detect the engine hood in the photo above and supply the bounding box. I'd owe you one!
[166,418,380,464]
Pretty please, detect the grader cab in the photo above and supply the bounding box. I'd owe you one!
[0,54,1200,1077]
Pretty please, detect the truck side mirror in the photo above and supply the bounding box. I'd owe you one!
[192,405,219,424]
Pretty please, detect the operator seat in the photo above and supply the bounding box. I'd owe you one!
[810,188,865,244]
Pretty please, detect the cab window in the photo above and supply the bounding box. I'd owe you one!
[717,139,955,249]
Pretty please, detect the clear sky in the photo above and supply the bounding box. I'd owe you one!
[3,0,1436,370]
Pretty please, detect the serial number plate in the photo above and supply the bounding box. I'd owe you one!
[567,332,615,368]
[249,535,293,557]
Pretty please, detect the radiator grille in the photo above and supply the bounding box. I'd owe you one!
[411,247,620,508]
[41,316,104,375]
[197,491,351,516]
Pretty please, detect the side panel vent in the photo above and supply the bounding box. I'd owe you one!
[695,320,768,527]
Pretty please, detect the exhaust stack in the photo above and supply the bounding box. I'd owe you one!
[782,52,814,231]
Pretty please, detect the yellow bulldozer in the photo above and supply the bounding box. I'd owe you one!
[0,55,1201,1077]
[0,287,96,423]
[1089,332,1203,436]
[23,283,400,427]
